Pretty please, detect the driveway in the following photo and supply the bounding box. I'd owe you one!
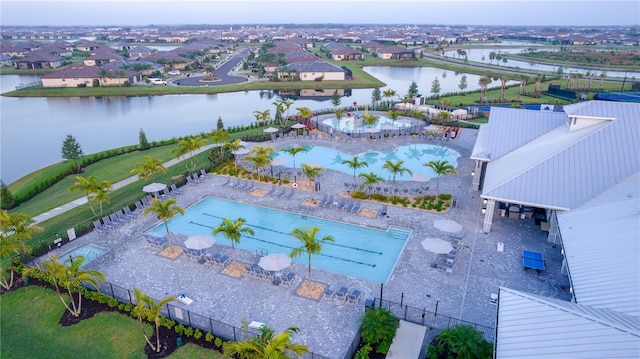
[172,48,250,87]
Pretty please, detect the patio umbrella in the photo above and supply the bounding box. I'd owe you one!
[258,253,292,271]
[184,234,216,250]
[421,237,454,264]
[398,118,412,124]
[263,127,279,133]
[434,219,463,233]
[424,125,441,132]
[411,173,431,182]
[143,182,166,193]
[291,123,306,129]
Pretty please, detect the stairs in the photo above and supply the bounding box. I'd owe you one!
[387,226,412,240]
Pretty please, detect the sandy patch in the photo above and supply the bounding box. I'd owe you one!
[221,261,246,278]
[296,280,326,300]
[250,189,267,197]
[359,208,379,218]
[289,181,313,191]
[301,198,319,207]
[159,245,183,259]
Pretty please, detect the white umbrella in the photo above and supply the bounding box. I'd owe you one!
[291,123,306,129]
[263,127,279,133]
[258,253,292,271]
[143,182,166,194]
[272,157,286,166]
[184,234,216,250]
[421,237,454,264]
[411,173,431,182]
[434,219,463,233]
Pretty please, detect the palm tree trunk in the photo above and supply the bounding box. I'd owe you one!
[307,253,312,279]
[138,316,157,351]
[155,322,162,352]
[67,286,80,316]
[0,267,14,290]
[164,222,172,247]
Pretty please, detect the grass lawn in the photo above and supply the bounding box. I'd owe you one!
[0,286,223,359]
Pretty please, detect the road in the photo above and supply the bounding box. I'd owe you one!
[171,48,251,87]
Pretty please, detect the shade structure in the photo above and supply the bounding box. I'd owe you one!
[263,127,279,133]
[291,123,306,129]
[411,173,431,182]
[258,253,292,271]
[142,182,166,193]
[434,219,463,233]
[421,237,454,255]
[184,235,216,250]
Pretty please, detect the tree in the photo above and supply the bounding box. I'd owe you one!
[330,89,341,108]
[362,113,379,127]
[213,217,254,264]
[518,75,529,101]
[599,71,607,90]
[132,287,177,353]
[130,156,166,183]
[289,226,334,279]
[61,134,84,174]
[382,160,412,189]
[489,51,496,64]
[253,109,271,129]
[138,128,150,150]
[226,138,246,170]
[458,74,468,91]
[246,145,274,181]
[217,115,224,130]
[431,325,493,359]
[204,65,215,79]
[223,324,308,359]
[272,100,286,126]
[358,172,385,193]
[371,87,382,102]
[478,76,491,102]
[24,254,104,317]
[498,76,508,102]
[301,164,324,186]
[387,110,402,126]
[0,211,41,290]
[296,107,313,122]
[211,128,231,158]
[173,137,207,173]
[334,108,346,129]
[424,160,458,195]
[431,77,441,96]
[0,180,14,209]
[534,73,543,94]
[341,156,369,184]
[281,146,307,182]
[382,88,397,109]
[407,81,419,97]
[281,98,294,120]
[439,97,451,110]
[69,175,110,219]
[360,307,400,355]
[142,198,184,247]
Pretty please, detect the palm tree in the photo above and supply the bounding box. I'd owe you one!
[142,198,185,247]
[301,164,324,186]
[341,156,368,184]
[223,324,308,359]
[358,172,385,193]
[272,100,286,126]
[498,76,508,102]
[599,71,607,90]
[24,255,105,317]
[204,65,215,80]
[213,217,254,264]
[93,185,112,217]
[435,325,493,359]
[382,160,412,190]
[173,137,207,173]
[281,146,307,182]
[281,98,294,120]
[289,226,334,279]
[382,88,397,109]
[132,287,177,353]
[334,108,346,129]
[69,175,100,219]
[130,156,167,183]
[225,138,247,170]
[362,113,379,127]
[534,73,543,95]
[478,76,490,102]
[424,160,458,195]
[387,110,402,127]
[0,211,41,290]
[211,128,231,158]
[296,106,313,122]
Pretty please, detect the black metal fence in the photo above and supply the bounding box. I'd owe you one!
[97,281,343,359]
[15,81,41,90]
[374,297,495,343]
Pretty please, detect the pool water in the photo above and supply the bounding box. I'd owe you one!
[60,244,106,267]
[146,197,411,283]
[322,113,411,132]
[273,144,459,181]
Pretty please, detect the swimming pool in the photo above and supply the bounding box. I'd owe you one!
[60,244,106,267]
[145,197,411,283]
[273,144,459,181]
[322,113,412,132]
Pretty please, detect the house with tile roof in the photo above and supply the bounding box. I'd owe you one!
[14,51,65,69]
[276,60,347,81]
[41,65,141,87]
[83,47,123,66]
[375,45,415,60]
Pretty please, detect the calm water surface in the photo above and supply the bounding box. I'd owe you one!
[3,66,479,183]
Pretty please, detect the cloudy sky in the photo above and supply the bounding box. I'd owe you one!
[2,0,639,27]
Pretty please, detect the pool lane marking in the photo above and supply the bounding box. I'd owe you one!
[198,213,383,255]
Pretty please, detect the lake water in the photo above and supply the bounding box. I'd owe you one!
[0,65,511,184]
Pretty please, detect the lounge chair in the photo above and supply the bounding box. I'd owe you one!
[265,184,277,196]
[135,200,146,212]
[347,289,361,304]
[93,220,109,234]
[280,272,296,287]
[285,188,295,199]
[123,206,139,219]
[203,253,220,267]
[141,196,151,208]
[323,288,335,300]
[437,262,453,274]
[109,213,126,226]
[318,193,328,206]
[159,188,174,200]
[243,181,255,192]
[170,183,184,195]
[275,188,286,198]
[379,204,388,217]
[192,173,204,184]
[236,180,247,191]
[350,200,361,213]
[116,209,131,223]
[214,255,230,269]
[334,287,348,301]
[102,215,117,229]
[200,168,212,179]
[334,198,346,210]
[322,194,334,208]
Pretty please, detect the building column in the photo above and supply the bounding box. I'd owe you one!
[548,210,560,243]
[471,160,482,191]
[483,198,496,233]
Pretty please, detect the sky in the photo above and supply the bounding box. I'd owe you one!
[1,0,639,27]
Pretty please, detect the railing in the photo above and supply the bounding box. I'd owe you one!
[15,81,41,90]
[373,297,495,343]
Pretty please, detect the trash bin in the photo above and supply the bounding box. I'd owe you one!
[176,337,183,346]
[315,181,320,192]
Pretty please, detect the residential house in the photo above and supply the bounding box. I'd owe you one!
[129,46,154,59]
[41,65,141,87]
[329,46,364,61]
[14,52,64,69]
[73,39,102,52]
[375,46,415,60]
[0,55,13,67]
[276,60,346,81]
[83,47,123,66]
[101,59,163,76]
[142,51,190,70]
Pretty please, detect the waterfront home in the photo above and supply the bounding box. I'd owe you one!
[41,65,142,87]
[276,60,347,81]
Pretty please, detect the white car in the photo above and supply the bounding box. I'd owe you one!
[150,79,167,85]
[167,70,181,76]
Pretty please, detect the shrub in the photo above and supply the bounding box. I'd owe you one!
[205,332,214,342]
[214,337,223,348]
[107,297,119,308]
[354,344,372,359]
[175,323,185,335]
[183,326,193,338]
[439,193,452,201]
[193,328,203,340]
[351,191,369,199]
[123,303,133,313]
[431,325,493,359]
[360,307,399,355]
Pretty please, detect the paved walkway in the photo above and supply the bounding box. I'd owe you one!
[386,320,426,359]
[32,144,218,225]
[34,129,572,357]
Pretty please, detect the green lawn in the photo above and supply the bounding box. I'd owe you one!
[0,286,223,359]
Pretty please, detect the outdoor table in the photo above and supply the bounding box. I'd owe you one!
[522,250,545,273]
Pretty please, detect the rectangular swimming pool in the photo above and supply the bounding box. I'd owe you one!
[146,197,411,283]
[60,244,106,267]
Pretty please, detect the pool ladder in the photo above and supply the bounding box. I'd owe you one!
[86,250,99,261]
[256,247,269,256]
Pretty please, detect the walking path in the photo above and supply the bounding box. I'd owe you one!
[31,144,218,225]
[386,320,426,359]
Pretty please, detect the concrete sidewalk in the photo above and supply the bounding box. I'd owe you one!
[32,144,219,225]
[386,320,427,359]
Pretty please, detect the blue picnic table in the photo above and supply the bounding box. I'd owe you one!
[522,250,545,272]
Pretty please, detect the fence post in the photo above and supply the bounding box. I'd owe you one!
[400,292,404,306]
[233,326,236,341]
[435,300,438,316]
[109,283,115,298]
[421,308,426,325]
[187,310,192,327]
[404,305,408,320]
[127,289,132,304]
[166,304,172,320]
[210,318,214,334]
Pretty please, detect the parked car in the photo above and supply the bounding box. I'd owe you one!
[150,79,167,85]
[167,70,180,76]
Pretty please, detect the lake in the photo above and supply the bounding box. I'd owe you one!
[2,66,497,184]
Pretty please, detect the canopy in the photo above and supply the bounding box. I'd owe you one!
[272,158,287,166]
[184,235,216,250]
[421,237,453,255]
[411,174,431,182]
[142,182,166,193]
[258,253,292,271]
[291,123,306,129]
[263,127,279,133]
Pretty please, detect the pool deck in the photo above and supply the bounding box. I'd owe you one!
[42,128,571,358]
